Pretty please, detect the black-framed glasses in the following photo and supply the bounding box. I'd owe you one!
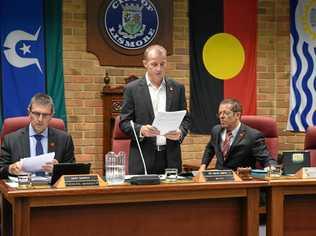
[30,111,52,119]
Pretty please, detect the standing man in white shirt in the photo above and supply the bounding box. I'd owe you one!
[120,44,190,174]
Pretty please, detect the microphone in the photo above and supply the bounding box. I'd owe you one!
[129,120,160,185]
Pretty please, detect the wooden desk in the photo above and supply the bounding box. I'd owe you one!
[0,180,265,236]
[267,179,316,236]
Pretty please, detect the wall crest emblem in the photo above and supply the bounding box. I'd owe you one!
[104,0,159,50]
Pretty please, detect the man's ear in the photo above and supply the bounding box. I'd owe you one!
[142,59,147,68]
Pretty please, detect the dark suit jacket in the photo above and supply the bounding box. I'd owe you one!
[0,126,75,178]
[120,77,190,174]
[201,123,274,170]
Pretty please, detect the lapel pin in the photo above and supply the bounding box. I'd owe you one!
[49,142,55,148]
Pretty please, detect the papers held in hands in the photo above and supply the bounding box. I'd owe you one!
[21,152,55,172]
[152,110,186,135]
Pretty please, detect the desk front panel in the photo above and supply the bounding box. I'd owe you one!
[30,198,243,236]
[0,181,264,236]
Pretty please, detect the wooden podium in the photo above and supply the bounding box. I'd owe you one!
[101,85,124,174]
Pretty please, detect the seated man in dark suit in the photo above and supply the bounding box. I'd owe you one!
[199,98,275,171]
[0,93,75,178]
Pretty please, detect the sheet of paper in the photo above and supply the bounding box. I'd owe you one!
[21,152,55,172]
[152,110,186,135]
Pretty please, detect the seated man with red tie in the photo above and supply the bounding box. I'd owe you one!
[0,93,75,179]
[199,98,275,171]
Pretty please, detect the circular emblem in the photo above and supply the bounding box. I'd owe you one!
[104,0,159,50]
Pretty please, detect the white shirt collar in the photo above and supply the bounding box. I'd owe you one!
[145,72,166,89]
[29,124,48,138]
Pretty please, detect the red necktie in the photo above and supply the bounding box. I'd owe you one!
[222,131,232,159]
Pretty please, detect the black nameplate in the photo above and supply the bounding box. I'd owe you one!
[64,175,99,187]
[202,170,234,181]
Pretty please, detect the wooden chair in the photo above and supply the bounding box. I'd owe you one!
[111,116,131,174]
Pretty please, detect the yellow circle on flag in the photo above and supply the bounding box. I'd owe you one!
[202,33,245,80]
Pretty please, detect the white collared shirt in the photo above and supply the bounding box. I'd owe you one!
[221,122,241,146]
[29,124,48,157]
[145,73,166,145]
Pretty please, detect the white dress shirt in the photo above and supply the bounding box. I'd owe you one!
[29,124,48,157]
[146,73,167,146]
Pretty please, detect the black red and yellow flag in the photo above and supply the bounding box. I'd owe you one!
[189,0,257,134]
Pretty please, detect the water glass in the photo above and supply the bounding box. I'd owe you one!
[105,151,125,185]
[267,165,283,178]
[18,173,32,189]
[165,168,178,182]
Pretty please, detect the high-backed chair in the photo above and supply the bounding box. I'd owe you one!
[0,116,65,143]
[183,115,279,171]
[241,115,279,161]
[304,126,316,166]
[111,116,131,174]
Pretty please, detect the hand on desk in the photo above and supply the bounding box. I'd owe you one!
[198,164,206,172]
[9,161,22,175]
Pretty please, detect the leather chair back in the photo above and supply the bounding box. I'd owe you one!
[1,116,65,143]
[241,115,279,160]
[111,116,130,174]
[304,126,316,166]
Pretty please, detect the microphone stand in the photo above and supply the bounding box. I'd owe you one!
[129,120,160,185]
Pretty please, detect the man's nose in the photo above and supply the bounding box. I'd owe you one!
[38,114,44,121]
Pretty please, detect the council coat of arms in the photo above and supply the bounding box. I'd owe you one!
[104,0,159,50]
[119,4,145,39]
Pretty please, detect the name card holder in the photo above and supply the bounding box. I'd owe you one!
[54,174,106,188]
[196,170,241,182]
[295,167,316,179]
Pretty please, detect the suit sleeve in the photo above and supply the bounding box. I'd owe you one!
[119,85,142,141]
[0,136,15,179]
[178,84,191,143]
[62,134,75,163]
[251,132,275,167]
[201,136,215,168]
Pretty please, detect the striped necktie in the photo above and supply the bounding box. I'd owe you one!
[222,131,233,159]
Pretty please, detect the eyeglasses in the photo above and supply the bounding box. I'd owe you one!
[217,110,234,118]
[30,111,52,119]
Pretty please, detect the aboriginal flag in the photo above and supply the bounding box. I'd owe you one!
[189,0,257,134]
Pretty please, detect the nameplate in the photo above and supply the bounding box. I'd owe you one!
[54,174,106,188]
[295,167,316,179]
[202,170,235,181]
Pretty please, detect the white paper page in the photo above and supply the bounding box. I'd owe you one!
[152,110,186,135]
[21,152,55,172]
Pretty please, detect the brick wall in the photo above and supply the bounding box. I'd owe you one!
[63,0,301,173]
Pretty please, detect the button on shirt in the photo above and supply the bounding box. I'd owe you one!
[146,74,166,146]
[29,124,48,157]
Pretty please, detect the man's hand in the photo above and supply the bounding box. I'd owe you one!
[140,125,160,137]
[9,161,22,175]
[165,129,182,140]
[42,159,59,173]
[198,164,206,172]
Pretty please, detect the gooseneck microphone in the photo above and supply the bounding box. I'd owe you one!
[129,120,160,185]
[130,120,148,175]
